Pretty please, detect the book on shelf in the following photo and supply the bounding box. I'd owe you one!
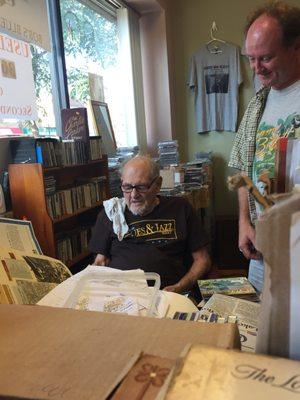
[89,136,103,160]
[197,276,259,302]
[61,107,89,141]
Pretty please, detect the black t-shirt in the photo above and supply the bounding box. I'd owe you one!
[88,196,208,288]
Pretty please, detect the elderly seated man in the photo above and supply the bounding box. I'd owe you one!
[89,155,211,293]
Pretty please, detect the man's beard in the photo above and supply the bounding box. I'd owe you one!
[129,201,149,216]
[128,198,158,216]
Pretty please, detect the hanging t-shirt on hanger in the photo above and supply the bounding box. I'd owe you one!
[188,42,242,133]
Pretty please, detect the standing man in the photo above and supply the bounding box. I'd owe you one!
[229,1,300,292]
[89,155,211,293]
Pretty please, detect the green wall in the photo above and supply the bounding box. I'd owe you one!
[167,0,300,216]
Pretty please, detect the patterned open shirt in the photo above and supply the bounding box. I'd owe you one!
[228,87,270,223]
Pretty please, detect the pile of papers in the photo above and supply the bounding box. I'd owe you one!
[39,266,162,317]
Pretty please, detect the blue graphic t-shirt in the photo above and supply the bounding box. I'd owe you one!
[252,80,300,215]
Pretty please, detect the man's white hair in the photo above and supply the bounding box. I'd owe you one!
[119,154,160,179]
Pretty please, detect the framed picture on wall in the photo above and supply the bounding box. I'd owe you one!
[89,100,117,156]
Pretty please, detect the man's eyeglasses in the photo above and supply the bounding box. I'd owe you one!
[120,176,158,193]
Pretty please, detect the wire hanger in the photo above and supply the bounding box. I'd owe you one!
[206,21,226,54]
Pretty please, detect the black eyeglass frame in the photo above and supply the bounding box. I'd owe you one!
[120,176,158,193]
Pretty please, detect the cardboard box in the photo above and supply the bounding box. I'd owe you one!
[255,193,300,358]
[160,169,175,188]
[0,304,240,400]
[160,169,184,189]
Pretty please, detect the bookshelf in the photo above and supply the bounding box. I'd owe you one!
[8,157,109,268]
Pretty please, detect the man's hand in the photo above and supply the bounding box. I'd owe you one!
[163,283,182,293]
[93,253,110,266]
[238,185,261,260]
[239,220,261,259]
[163,247,211,294]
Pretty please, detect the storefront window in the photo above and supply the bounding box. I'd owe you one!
[0,37,56,137]
[60,0,133,147]
[0,0,139,147]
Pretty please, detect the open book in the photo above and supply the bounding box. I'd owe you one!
[0,247,71,305]
[0,218,72,305]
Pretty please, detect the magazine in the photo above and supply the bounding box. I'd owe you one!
[198,276,259,302]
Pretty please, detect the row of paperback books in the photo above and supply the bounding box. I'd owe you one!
[10,137,103,168]
[46,176,106,219]
[56,226,91,265]
[39,139,103,167]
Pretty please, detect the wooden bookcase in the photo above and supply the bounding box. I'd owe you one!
[8,156,109,268]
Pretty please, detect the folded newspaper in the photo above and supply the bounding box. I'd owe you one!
[199,293,261,352]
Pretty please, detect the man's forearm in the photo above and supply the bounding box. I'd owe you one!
[176,248,211,292]
[238,186,251,225]
[237,186,260,259]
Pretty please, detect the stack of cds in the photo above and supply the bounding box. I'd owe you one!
[157,140,179,167]
[159,186,181,197]
[183,158,212,186]
[108,157,122,198]
[116,146,139,161]
[107,147,139,198]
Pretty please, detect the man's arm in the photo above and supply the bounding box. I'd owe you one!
[163,247,211,293]
[93,253,110,266]
[238,186,260,259]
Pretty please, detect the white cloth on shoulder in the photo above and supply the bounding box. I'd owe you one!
[103,197,129,241]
